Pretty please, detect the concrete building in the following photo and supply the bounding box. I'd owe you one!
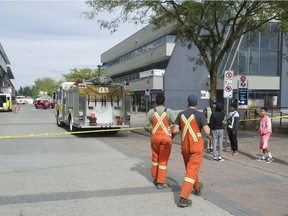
[101,23,288,112]
[0,43,15,98]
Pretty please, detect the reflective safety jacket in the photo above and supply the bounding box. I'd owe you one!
[151,107,172,137]
[180,114,203,147]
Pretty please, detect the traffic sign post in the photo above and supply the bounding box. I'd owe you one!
[145,79,150,114]
[223,70,234,151]
[238,75,248,109]
[223,70,234,98]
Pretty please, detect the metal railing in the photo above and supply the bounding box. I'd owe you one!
[239,107,288,132]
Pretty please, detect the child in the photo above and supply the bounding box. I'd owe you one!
[257,107,273,163]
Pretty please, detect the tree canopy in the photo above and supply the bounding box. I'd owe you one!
[85,0,288,100]
[62,67,106,82]
[17,86,34,97]
[33,77,61,97]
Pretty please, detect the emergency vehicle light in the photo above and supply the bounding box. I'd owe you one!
[79,90,85,94]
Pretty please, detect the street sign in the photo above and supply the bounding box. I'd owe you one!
[239,75,248,88]
[238,76,248,109]
[238,88,248,108]
[145,88,150,96]
[223,70,234,98]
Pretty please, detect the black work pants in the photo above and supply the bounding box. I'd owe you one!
[228,130,238,152]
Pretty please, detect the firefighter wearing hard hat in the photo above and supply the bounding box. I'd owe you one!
[144,94,175,189]
[172,95,210,208]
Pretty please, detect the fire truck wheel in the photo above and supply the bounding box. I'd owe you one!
[56,113,65,127]
[69,117,75,132]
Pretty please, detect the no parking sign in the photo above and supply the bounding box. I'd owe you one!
[223,70,234,98]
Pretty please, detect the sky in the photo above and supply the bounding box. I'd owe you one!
[0,0,144,90]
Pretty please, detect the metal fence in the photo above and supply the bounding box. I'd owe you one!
[239,107,288,132]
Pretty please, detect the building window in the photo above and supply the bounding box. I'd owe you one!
[104,35,176,68]
[222,22,280,77]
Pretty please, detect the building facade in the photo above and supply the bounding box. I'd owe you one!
[101,23,288,111]
[0,43,15,98]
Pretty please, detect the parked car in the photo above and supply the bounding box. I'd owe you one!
[34,99,54,109]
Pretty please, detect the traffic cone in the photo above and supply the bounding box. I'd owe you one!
[13,104,17,113]
[91,110,96,119]
[89,110,97,126]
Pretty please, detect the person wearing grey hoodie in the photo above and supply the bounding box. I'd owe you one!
[210,103,225,162]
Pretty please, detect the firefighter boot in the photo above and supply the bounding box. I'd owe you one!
[178,197,192,208]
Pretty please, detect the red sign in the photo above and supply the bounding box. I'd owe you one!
[240,75,246,82]
[226,71,233,79]
[225,85,232,92]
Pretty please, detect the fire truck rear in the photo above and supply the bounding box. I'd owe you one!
[54,77,131,132]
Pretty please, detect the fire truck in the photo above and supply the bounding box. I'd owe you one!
[54,76,131,132]
[0,86,13,112]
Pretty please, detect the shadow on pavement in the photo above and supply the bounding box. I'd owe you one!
[130,163,181,205]
[239,150,288,166]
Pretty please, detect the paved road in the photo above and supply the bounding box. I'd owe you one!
[0,105,231,216]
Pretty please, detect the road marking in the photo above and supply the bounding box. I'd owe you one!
[0,127,144,139]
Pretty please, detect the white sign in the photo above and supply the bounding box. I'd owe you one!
[223,70,234,98]
[201,90,210,99]
[3,88,12,93]
[238,75,248,88]
[139,69,165,78]
[145,88,150,96]
[99,87,109,93]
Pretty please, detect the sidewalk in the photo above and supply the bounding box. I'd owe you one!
[130,111,288,178]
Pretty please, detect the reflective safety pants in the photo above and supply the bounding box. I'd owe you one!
[151,135,172,184]
[180,142,204,199]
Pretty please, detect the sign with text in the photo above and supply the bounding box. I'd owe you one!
[223,70,234,98]
[238,77,248,109]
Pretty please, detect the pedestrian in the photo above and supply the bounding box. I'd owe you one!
[227,103,240,156]
[144,94,176,189]
[203,99,217,152]
[172,95,210,208]
[210,103,225,162]
[257,107,273,163]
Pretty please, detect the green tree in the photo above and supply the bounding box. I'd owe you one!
[33,77,60,97]
[85,0,288,100]
[62,67,106,82]
[17,86,34,97]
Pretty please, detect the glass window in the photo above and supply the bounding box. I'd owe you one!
[250,30,260,49]
[249,49,259,75]
[240,34,248,49]
[270,23,279,50]
[260,33,269,49]
[269,51,278,76]
[238,50,248,75]
[105,35,176,68]
[231,52,239,75]
[259,50,270,76]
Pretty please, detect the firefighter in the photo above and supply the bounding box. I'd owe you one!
[172,95,210,207]
[144,94,175,189]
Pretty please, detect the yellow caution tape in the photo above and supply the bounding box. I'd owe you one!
[1,115,287,139]
[0,127,144,139]
[239,115,288,122]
